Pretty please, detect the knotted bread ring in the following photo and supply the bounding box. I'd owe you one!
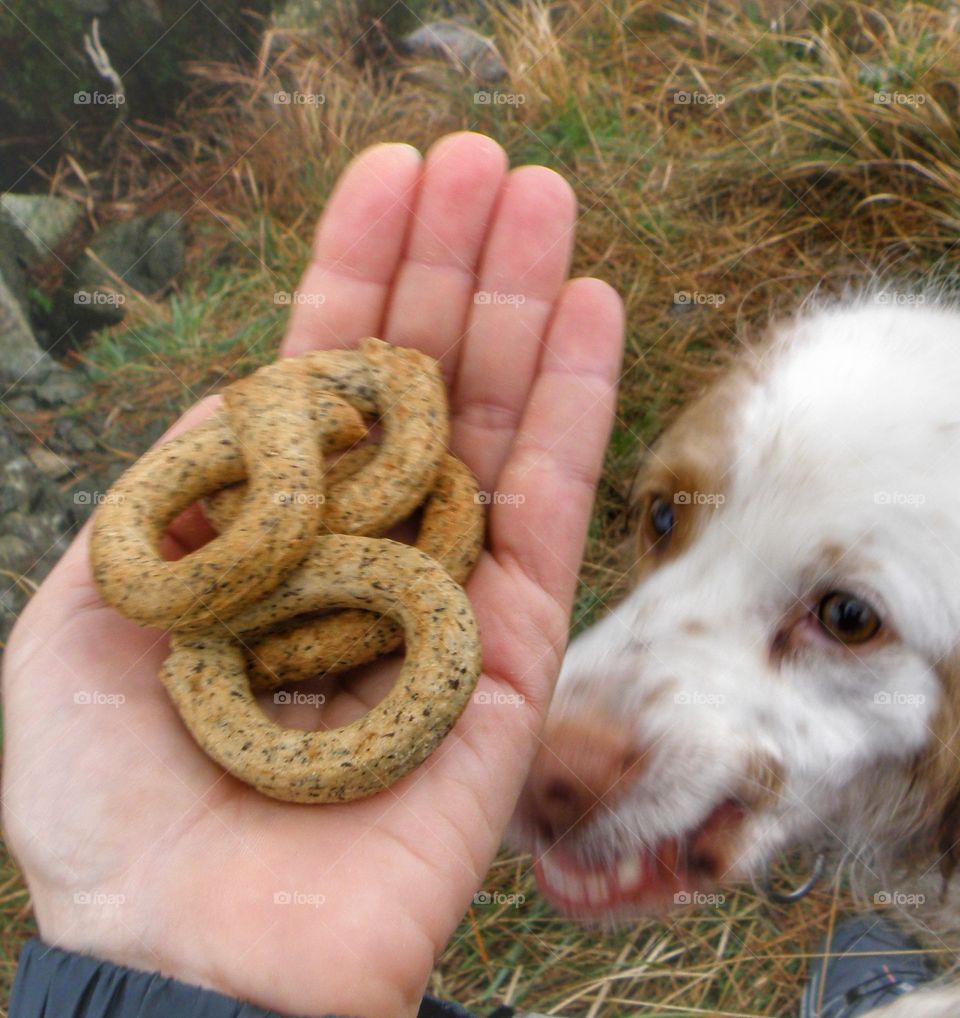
[91,339,448,631]
[90,338,485,802]
[162,536,480,802]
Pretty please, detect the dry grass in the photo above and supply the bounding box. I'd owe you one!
[6,0,960,1013]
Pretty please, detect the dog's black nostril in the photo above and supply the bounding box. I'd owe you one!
[688,850,718,875]
[536,819,557,843]
[544,778,576,805]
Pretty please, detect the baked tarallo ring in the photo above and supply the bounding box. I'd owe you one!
[202,431,376,536]
[245,451,484,689]
[160,535,482,803]
[91,338,448,631]
[90,364,364,632]
[205,337,449,537]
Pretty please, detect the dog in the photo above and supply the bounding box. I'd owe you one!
[508,294,960,1017]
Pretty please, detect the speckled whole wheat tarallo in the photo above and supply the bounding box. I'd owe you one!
[162,536,481,803]
[90,338,450,631]
[89,337,484,802]
[241,452,483,687]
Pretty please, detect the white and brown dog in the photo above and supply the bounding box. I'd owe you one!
[509,296,960,1017]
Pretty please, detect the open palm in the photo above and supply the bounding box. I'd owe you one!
[2,133,623,1018]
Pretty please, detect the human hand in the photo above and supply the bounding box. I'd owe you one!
[2,132,623,1017]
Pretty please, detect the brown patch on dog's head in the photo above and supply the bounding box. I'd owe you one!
[628,362,755,583]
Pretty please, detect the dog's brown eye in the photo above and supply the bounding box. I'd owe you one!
[648,496,675,540]
[817,591,881,644]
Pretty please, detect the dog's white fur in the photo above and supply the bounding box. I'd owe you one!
[510,297,960,1015]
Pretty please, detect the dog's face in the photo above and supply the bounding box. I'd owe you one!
[509,302,960,921]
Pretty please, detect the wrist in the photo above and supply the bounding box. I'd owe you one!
[28,877,431,1018]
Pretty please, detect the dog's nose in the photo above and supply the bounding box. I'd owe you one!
[524,714,641,844]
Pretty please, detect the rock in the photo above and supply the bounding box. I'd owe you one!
[0,194,82,262]
[0,584,27,634]
[4,511,71,558]
[79,209,185,297]
[0,534,33,573]
[401,20,507,84]
[27,446,76,480]
[0,214,52,383]
[0,404,99,646]
[0,418,19,457]
[55,417,97,453]
[0,195,85,380]
[0,457,35,514]
[33,368,90,406]
[0,271,49,382]
[6,394,38,413]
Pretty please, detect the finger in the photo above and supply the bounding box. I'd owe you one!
[382,132,507,381]
[451,166,577,490]
[489,277,624,607]
[281,143,423,357]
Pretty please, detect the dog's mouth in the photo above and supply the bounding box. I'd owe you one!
[532,798,746,918]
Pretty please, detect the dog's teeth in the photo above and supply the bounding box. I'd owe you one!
[540,854,560,880]
[556,871,584,901]
[616,854,640,888]
[585,873,607,904]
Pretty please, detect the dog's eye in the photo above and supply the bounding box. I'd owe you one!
[648,496,676,540]
[817,591,882,644]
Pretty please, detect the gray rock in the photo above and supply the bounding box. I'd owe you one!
[79,209,185,297]
[0,205,56,383]
[55,417,97,453]
[0,584,27,634]
[0,194,82,262]
[4,511,71,562]
[5,394,38,413]
[33,368,89,406]
[401,20,507,83]
[0,457,34,514]
[0,534,34,573]
[27,445,77,480]
[0,272,49,382]
[0,417,19,457]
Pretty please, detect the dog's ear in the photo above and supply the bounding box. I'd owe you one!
[912,652,960,881]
